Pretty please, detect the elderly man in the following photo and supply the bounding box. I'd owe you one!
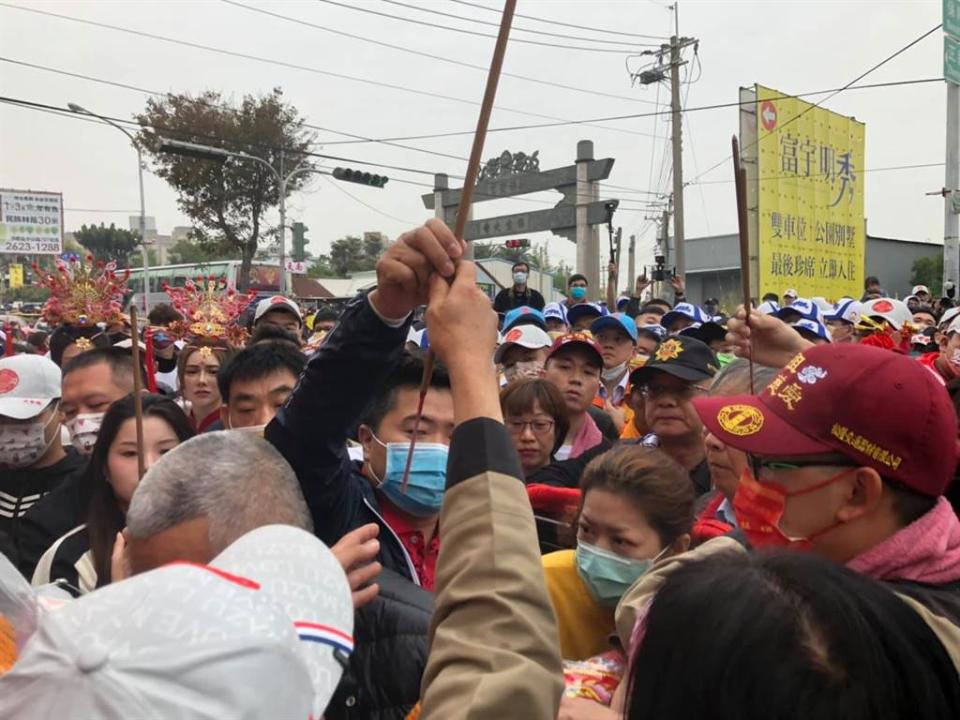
[123,431,433,720]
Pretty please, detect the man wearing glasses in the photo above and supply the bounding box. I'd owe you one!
[628,335,720,497]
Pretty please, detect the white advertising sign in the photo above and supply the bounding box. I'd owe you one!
[0,189,64,255]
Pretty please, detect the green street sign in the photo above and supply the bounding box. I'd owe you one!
[947,0,960,39]
[947,34,960,84]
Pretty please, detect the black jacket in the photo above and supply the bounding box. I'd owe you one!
[493,286,545,314]
[266,294,421,585]
[327,568,434,720]
[11,451,88,577]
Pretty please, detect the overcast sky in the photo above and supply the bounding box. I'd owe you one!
[0,0,950,278]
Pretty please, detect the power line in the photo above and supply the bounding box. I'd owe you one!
[321,175,417,225]
[448,0,669,40]
[318,77,943,145]
[0,2,652,138]
[220,0,655,105]
[690,162,946,186]
[0,95,456,179]
[687,23,944,184]
[0,56,471,165]
[313,0,656,52]
[379,0,654,47]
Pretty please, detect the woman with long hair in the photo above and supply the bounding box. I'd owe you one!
[32,394,194,594]
[177,344,232,432]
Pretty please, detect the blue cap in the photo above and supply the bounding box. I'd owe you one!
[776,298,823,324]
[825,298,861,325]
[616,295,630,311]
[503,305,547,331]
[661,302,710,330]
[566,302,604,327]
[637,323,667,341]
[590,313,638,343]
[791,319,831,342]
[543,302,567,322]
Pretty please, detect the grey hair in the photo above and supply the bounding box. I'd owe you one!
[710,358,780,397]
[126,431,313,553]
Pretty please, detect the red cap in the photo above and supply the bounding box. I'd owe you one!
[547,332,603,366]
[692,344,958,497]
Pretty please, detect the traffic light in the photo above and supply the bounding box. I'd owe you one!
[504,239,529,249]
[290,222,309,262]
[332,167,389,188]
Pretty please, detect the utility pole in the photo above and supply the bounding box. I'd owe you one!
[670,33,686,279]
[627,234,636,291]
[944,78,959,296]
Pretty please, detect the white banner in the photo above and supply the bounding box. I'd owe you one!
[0,189,63,255]
[285,260,307,274]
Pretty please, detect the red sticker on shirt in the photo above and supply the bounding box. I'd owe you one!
[0,369,19,395]
[872,300,894,313]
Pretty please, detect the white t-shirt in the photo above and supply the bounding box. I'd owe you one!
[554,444,573,462]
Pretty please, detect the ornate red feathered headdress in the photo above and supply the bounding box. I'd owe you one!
[163,276,257,347]
[33,254,129,327]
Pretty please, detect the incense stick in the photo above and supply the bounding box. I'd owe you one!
[731,136,756,394]
[401,0,517,491]
[129,305,146,480]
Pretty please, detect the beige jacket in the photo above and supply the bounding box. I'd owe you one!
[419,417,564,719]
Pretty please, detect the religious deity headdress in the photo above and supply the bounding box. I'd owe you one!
[163,276,257,348]
[33,254,129,329]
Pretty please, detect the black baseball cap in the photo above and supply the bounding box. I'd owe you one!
[630,335,719,385]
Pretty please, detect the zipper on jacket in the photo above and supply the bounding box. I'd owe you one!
[361,496,421,587]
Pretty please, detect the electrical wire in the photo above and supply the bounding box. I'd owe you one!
[687,23,944,184]
[317,77,943,145]
[0,2,654,137]
[313,0,657,52]
[220,0,656,105]
[448,0,669,39]
[321,175,418,225]
[379,0,654,46]
[691,162,946,186]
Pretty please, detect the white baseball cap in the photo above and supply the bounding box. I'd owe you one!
[0,562,315,719]
[543,302,567,322]
[211,525,354,720]
[0,354,62,420]
[912,284,931,295]
[826,298,861,325]
[783,288,798,299]
[494,324,552,363]
[860,297,913,331]
[254,296,303,325]
[940,306,960,330]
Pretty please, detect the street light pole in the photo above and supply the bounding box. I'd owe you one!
[158,140,313,296]
[68,103,150,313]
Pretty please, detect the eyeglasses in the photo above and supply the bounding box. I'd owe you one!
[506,419,556,437]
[747,454,858,479]
[638,383,710,401]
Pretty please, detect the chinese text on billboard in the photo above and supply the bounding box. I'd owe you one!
[0,189,64,255]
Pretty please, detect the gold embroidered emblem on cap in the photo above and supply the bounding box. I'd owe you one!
[717,404,765,436]
[655,338,683,362]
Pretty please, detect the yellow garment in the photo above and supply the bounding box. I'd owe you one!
[542,550,615,661]
[619,416,642,440]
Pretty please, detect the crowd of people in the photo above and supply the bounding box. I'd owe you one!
[1,221,959,719]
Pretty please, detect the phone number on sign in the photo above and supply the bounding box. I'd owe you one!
[0,240,62,253]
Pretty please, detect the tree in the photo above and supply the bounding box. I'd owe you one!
[167,235,236,264]
[128,249,159,267]
[136,88,316,290]
[911,255,944,297]
[73,223,141,265]
[312,235,381,278]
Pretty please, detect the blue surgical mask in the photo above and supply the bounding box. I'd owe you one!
[571,286,587,301]
[575,541,667,606]
[369,434,448,518]
[513,271,528,285]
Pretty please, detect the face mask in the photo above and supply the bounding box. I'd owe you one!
[576,540,667,606]
[503,360,543,383]
[513,272,528,285]
[230,423,266,437]
[0,409,59,468]
[601,361,628,383]
[66,412,105,456]
[733,467,857,550]
[570,286,587,301]
[368,434,448,518]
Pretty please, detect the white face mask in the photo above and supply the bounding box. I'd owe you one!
[513,272,528,285]
[503,360,543,383]
[0,409,59,468]
[66,412,105,456]
[601,362,628,383]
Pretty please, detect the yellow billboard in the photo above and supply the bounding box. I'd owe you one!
[8,263,23,289]
[756,85,865,301]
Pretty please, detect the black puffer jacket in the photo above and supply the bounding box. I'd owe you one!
[327,568,433,720]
